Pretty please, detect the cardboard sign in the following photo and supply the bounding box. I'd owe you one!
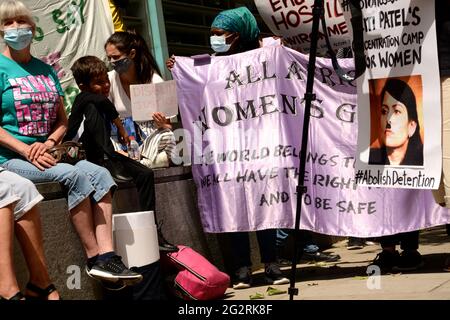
[343,0,442,189]
[130,80,178,121]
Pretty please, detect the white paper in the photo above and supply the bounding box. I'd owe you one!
[130,80,179,121]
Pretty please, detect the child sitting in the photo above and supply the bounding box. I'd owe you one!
[64,55,177,253]
[65,56,129,163]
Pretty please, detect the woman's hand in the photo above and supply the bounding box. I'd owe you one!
[28,150,57,171]
[153,112,172,130]
[23,142,57,170]
[28,142,52,161]
[166,55,176,71]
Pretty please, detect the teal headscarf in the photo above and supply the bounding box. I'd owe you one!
[211,7,260,44]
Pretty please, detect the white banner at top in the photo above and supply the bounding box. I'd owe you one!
[254,0,352,54]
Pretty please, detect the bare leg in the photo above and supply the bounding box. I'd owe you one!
[0,205,21,299]
[15,207,60,300]
[92,192,114,254]
[70,197,99,258]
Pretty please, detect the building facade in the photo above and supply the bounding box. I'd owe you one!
[116,0,270,79]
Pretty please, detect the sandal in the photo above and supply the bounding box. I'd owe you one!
[25,283,58,300]
[0,291,24,300]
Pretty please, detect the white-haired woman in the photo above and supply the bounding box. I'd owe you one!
[0,0,142,289]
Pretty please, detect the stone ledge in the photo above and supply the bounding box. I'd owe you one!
[35,181,66,200]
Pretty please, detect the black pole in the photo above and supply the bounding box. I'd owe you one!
[288,0,324,301]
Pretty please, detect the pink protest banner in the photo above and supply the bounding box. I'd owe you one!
[172,45,450,236]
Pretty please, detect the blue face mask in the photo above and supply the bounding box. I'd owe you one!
[111,57,133,74]
[3,27,33,51]
[210,35,232,53]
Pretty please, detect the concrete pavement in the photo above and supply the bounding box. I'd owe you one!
[224,226,450,300]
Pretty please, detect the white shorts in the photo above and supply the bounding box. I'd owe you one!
[0,169,43,220]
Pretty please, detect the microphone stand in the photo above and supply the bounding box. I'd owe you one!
[288,0,325,301]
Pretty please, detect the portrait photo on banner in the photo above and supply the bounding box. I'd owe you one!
[368,75,424,167]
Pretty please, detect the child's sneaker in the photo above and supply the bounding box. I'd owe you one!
[232,266,252,289]
[264,262,289,285]
[88,255,143,284]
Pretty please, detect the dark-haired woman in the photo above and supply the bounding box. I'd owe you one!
[105,31,175,159]
[104,32,177,252]
[369,78,423,166]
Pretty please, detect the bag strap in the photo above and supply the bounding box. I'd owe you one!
[348,0,366,78]
[321,0,366,81]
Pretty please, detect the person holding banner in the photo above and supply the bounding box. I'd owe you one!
[0,0,143,287]
[210,6,290,289]
[368,78,423,166]
[167,6,289,289]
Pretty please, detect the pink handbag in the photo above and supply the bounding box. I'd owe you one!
[166,245,230,300]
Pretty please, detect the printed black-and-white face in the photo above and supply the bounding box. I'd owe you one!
[380,91,416,148]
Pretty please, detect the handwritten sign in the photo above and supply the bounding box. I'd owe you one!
[341,0,442,189]
[255,0,351,53]
[130,80,179,121]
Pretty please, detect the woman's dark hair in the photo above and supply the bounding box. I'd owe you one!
[105,31,161,83]
[380,78,423,165]
[381,78,419,123]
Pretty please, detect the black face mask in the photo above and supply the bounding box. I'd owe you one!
[111,57,132,74]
